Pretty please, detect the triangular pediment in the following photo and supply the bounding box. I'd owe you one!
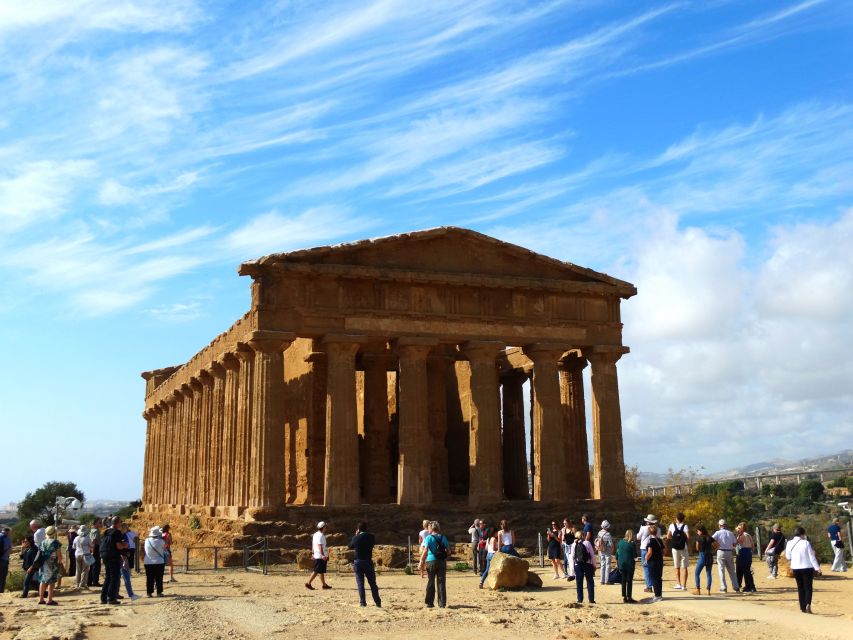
[241,227,635,296]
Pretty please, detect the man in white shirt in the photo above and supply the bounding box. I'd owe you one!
[638,515,655,592]
[30,520,46,547]
[305,521,331,591]
[667,513,690,590]
[712,519,738,593]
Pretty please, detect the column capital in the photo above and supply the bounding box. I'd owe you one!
[179,383,192,398]
[321,333,367,356]
[523,343,571,362]
[209,361,226,379]
[560,351,588,372]
[219,352,241,371]
[189,376,203,393]
[235,343,254,362]
[142,409,154,420]
[157,400,169,412]
[500,367,529,383]
[462,340,504,362]
[199,370,214,387]
[166,392,179,406]
[395,337,438,360]
[582,345,630,366]
[247,330,295,353]
[360,351,396,370]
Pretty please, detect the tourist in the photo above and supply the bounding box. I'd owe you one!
[692,524,714,595]
[34,526,64,605]
[125,524,138,573]
[161,523,176,582]
[347,521,381,607]
[638,514,655,592]
[735,522,757,592]
[667,512,689,591]
[764,523,785,579]
[785,526,821,613]
[419,519,431,547]
[571,530,597,604]
[120,523,141,600]
[616,529,637,603]
[20,535,38,598]
[595,520,614,585]
[143,526,167,597]
[0,527,11,593]
[89,519,102,586]
[712,519,739,593]
[580,513,593,541]
[72,524,94,590]
[30,520,46,547]
[305,521,331,590]
[65,526,77,579]
[478,527,499,589]
[467,518,483,574]
[498,520,518,556]
[560,518,575,580]
[827,517,847,572]
[101,516,128,605]
[546,520,565,579]
[644,524,665,602]
[419,521,449,608]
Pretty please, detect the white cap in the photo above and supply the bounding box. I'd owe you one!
[601,520,610,529]
[317,521,326,529]
[718,519,727,526]
[149,526,162,537]
[29,519,41,527]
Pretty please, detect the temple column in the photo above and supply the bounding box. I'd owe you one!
[321,335,364,506]
[523,344,569,503]
[209,362,227,507]
[501,370,529,499]
[187,378,203,505]
[220,354,240,508]
[142,410,153,504]
[158,401,169,506]
[584,347,628,499]
[396,338,435,505]
[463,341,504,506]
[153,403,164,505]
[234,344,255,510]
[362,352,393,503]
[427,354,452,501]
[561,353,591,499]
[248,330,295,510]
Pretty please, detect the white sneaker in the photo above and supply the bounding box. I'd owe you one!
[673,584,682,590]
[766,575,775,580]
[130,594,141,601]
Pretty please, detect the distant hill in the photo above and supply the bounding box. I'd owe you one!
[639,450,853,487]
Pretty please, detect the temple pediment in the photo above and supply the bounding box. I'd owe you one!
[240,227,636,298]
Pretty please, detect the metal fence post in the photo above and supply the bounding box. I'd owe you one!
[408,535,412,571]
[243,545,248,571]
[185,547,190,573]
[754,526,762,560]
[538,532,543,568]
[214,546,219,571]
[263,537,269,576]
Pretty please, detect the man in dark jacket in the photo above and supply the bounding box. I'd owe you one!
[20,535,38,598]
[347,522,381,607]
[100,517,128,605]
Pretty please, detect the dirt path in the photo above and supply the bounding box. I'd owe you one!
[2,565,850,640]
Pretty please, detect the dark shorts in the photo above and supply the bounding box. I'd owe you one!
[313,558,328,574]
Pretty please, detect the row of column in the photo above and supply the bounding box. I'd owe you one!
[142,332,626,512]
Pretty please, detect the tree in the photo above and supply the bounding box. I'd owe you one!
[798,479,825,502]
[16,481,86,526]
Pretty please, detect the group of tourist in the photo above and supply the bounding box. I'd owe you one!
[8,517,176,605]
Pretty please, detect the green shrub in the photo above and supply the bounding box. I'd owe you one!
[4,570,26,593]
[188,515,201,530]
[453,562,469,572]
[404,565,413,575]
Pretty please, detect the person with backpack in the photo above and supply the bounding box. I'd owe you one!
[419,521,449,608]
[667,513,690,591]
[616,529,637,603]
[571,530,598,604]
[692,524,715,595]
[764,523,785,579]
[100,516,128,605]
[644,524,665,602]
[595,520,614,585]
[143,526,167,597]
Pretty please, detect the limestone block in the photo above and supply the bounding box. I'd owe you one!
[296,550,314,571]
[484,552,530,590]
[526,570,543,588]
[375,545,408,568]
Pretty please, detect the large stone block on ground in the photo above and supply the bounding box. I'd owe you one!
[526,570,543,587]
[375,545,408,568]
[485,552,530,590]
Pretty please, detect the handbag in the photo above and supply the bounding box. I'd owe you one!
[836,540,845,549]
[83,553,96,566]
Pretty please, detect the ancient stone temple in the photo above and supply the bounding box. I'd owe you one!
[140,228,636,520]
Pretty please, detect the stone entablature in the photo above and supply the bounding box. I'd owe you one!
[141,227,636,519]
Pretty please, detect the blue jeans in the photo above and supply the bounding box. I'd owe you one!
[574,563,595,602]
[480,552,495,586]
[647,558,663,597]
[642,550,651,587]
[121,564,135,597]
[500,545,518,557]
[354,559,381,606]
[695,553,712,589]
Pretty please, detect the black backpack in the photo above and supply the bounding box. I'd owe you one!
[433,536,448,560]
[671,524,687,550]
[574,540,589,564]
[100,528,117,558]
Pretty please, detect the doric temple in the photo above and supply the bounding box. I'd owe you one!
[140,228,636,520]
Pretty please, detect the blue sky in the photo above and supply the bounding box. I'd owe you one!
[1,1,852,504]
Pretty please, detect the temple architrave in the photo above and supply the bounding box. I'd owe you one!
[140,228,636,521]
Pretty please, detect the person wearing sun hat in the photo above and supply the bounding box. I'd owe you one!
[638,514,657,592]
[143,526,167,597]
[34,525,64,605]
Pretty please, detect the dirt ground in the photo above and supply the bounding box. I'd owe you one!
[1,563,850,640]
